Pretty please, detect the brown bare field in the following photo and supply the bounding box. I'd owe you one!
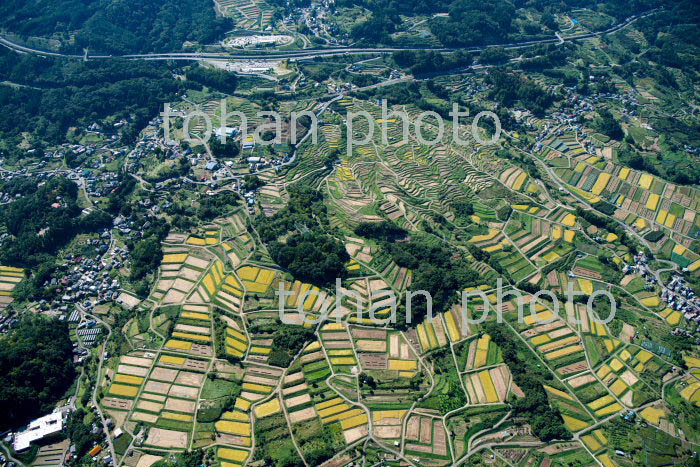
[151,367,179,381]
[539,442,580,455]
[300,351,324,364]
[118,364,150,377]
[621,391,634,406]
[285,393,312,408]
[558,361,588,375]
[141,393,166,402]
[144,381,171,394]
[419,417,432,443]
[183,304,209,312]
[250,338,273,347]
[121,356,153,367]
[352,328,387,340]
[548,327,573,339]
[468,373,486,403]
[284,372,304,385]
[190,343,212,357]
[389,334,399,357]
[175,371,205,387]
[571,266,602,280]
[368,279,389,292]
[568,373,596,388]
[466,339,477,370]
[185,256,209,269]
[406,416,420,440]
[511,382,526,398]
[289,407,317,423]
[165,398,196,413]
[102,397,132,410]
[432,318,448,347]
[132,411,158,423]
[323,332,350,340]
[491,366,510,401]
[145,428,189,449]
[357,340,386,352]
[168,384,199,399]
[180,268,203,282]
[359,353,387,369]
[241,391,265,401]
[400,343,413,360]
[174,324,210,335]
[172,278,195,292]
[522,321,564,338]
[282,383,307,396]
[184,359,208,371]
[621,323,635,343]
[243,375,277,387]
[324,340,353,349]
[343,425,368,444]
[162,289,186,304]
[433,420,447,455]
[136,454,163,467]
[216,433,250,446]
[620,370,639,386]
[137,400,164,413]
[374,426,401,438]
[405,443,432,454]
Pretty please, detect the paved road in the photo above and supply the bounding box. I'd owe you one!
[0,9,660,63]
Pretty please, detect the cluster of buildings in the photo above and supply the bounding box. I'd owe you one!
[53,251,123,308]
[662,275,700,322]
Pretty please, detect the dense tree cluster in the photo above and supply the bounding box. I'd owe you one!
[185,67,238,95]
[385,236,486,324]
[486,70,555,116]
[594,109,624,140]
[249,322,315,367]
[0,0,231,54]
[254,186,329,243]
[354,221,408,242]
[392,50,474,76]
[0,177,112,268]
[0,50,242,151]
[0,50,191,149]
[0,316,75,430]
[269,233,349,287]
[430,0,517,47]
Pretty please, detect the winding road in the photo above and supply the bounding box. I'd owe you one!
[0,9,661,63]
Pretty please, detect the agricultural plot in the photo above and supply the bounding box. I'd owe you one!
[236,265,276,295]
[464,366,512,404]
[221,316,249,359]
[152,251,211,305]
[552,149,700,267]
[464,334,502,370]
[403,415,450,464]
[93,72,700,466]
[517,307,589,378]
[0,265,23,310]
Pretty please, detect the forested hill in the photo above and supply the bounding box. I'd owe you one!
[0,0,232,54]
[341,0,662,46]
[0,316,75,430]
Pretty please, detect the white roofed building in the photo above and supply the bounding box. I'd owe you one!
[13,411,65,451]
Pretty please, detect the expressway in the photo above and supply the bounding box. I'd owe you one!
[0,8,660,62]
